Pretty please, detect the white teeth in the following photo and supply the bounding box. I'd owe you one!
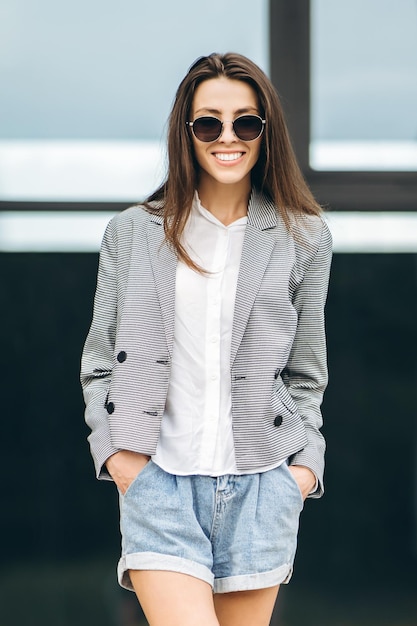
[214,152,243,161]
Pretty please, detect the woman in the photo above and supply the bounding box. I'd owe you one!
[81,52,332,626]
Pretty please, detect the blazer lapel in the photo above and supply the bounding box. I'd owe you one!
[146,190,281,363]
[230,189,279,365]
[147,215,178,355]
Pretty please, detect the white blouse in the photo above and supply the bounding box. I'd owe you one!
[152,194,285,476]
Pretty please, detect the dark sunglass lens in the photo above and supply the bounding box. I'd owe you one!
[234,115,263,141]
[193,117,222,142]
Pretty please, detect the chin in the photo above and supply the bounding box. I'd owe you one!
[208,169,252,187]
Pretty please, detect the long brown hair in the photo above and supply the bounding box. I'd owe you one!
[146,52,321,269]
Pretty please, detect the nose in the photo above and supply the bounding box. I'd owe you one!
[219,120,237,142]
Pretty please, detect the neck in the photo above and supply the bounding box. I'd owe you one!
[197,178,251,226]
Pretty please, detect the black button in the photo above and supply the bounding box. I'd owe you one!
[106,402,115,414]
[117,351,127,363]
[274,368,280,379]
[274,415,283,427]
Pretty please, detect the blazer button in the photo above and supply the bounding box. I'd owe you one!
[274,415,283,427]
[117,351,127,363]
[106,402,115,414]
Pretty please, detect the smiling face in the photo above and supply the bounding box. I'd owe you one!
[189,77,263,194]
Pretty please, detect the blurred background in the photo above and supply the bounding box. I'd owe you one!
[1,1,417,624]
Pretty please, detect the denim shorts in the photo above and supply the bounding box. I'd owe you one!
[117,460,303,594]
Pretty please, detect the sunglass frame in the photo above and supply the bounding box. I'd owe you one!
[186,114,266,142]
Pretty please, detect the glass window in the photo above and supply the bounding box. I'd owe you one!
[0,0,269,201]
[310,0,417,171]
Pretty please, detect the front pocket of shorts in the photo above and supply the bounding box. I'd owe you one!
[121,460,153,499]
[282,462,304,508]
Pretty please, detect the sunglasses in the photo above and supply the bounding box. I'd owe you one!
[186,114,266,142]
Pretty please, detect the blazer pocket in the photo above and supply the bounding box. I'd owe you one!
[271,380,299,416]
[92,367,112,379]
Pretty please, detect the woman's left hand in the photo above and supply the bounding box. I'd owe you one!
[287,465,317,501]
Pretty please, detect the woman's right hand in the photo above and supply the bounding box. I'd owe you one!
[105,450,151,495]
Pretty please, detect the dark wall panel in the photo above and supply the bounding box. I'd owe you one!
[1,251,417,625]
[1,253,120,559]
[298,254,417,583]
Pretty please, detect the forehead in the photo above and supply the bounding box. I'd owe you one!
[192,77,259,114]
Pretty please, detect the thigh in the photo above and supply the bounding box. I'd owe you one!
[129,570,220,626]
[213,586,280,626]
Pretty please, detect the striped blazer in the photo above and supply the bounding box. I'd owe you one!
[81,188,332,497]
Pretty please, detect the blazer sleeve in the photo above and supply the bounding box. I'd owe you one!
[285,219,333,498]
[80,218,120,479]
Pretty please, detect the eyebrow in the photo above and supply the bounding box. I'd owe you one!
[193,106,259,116]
